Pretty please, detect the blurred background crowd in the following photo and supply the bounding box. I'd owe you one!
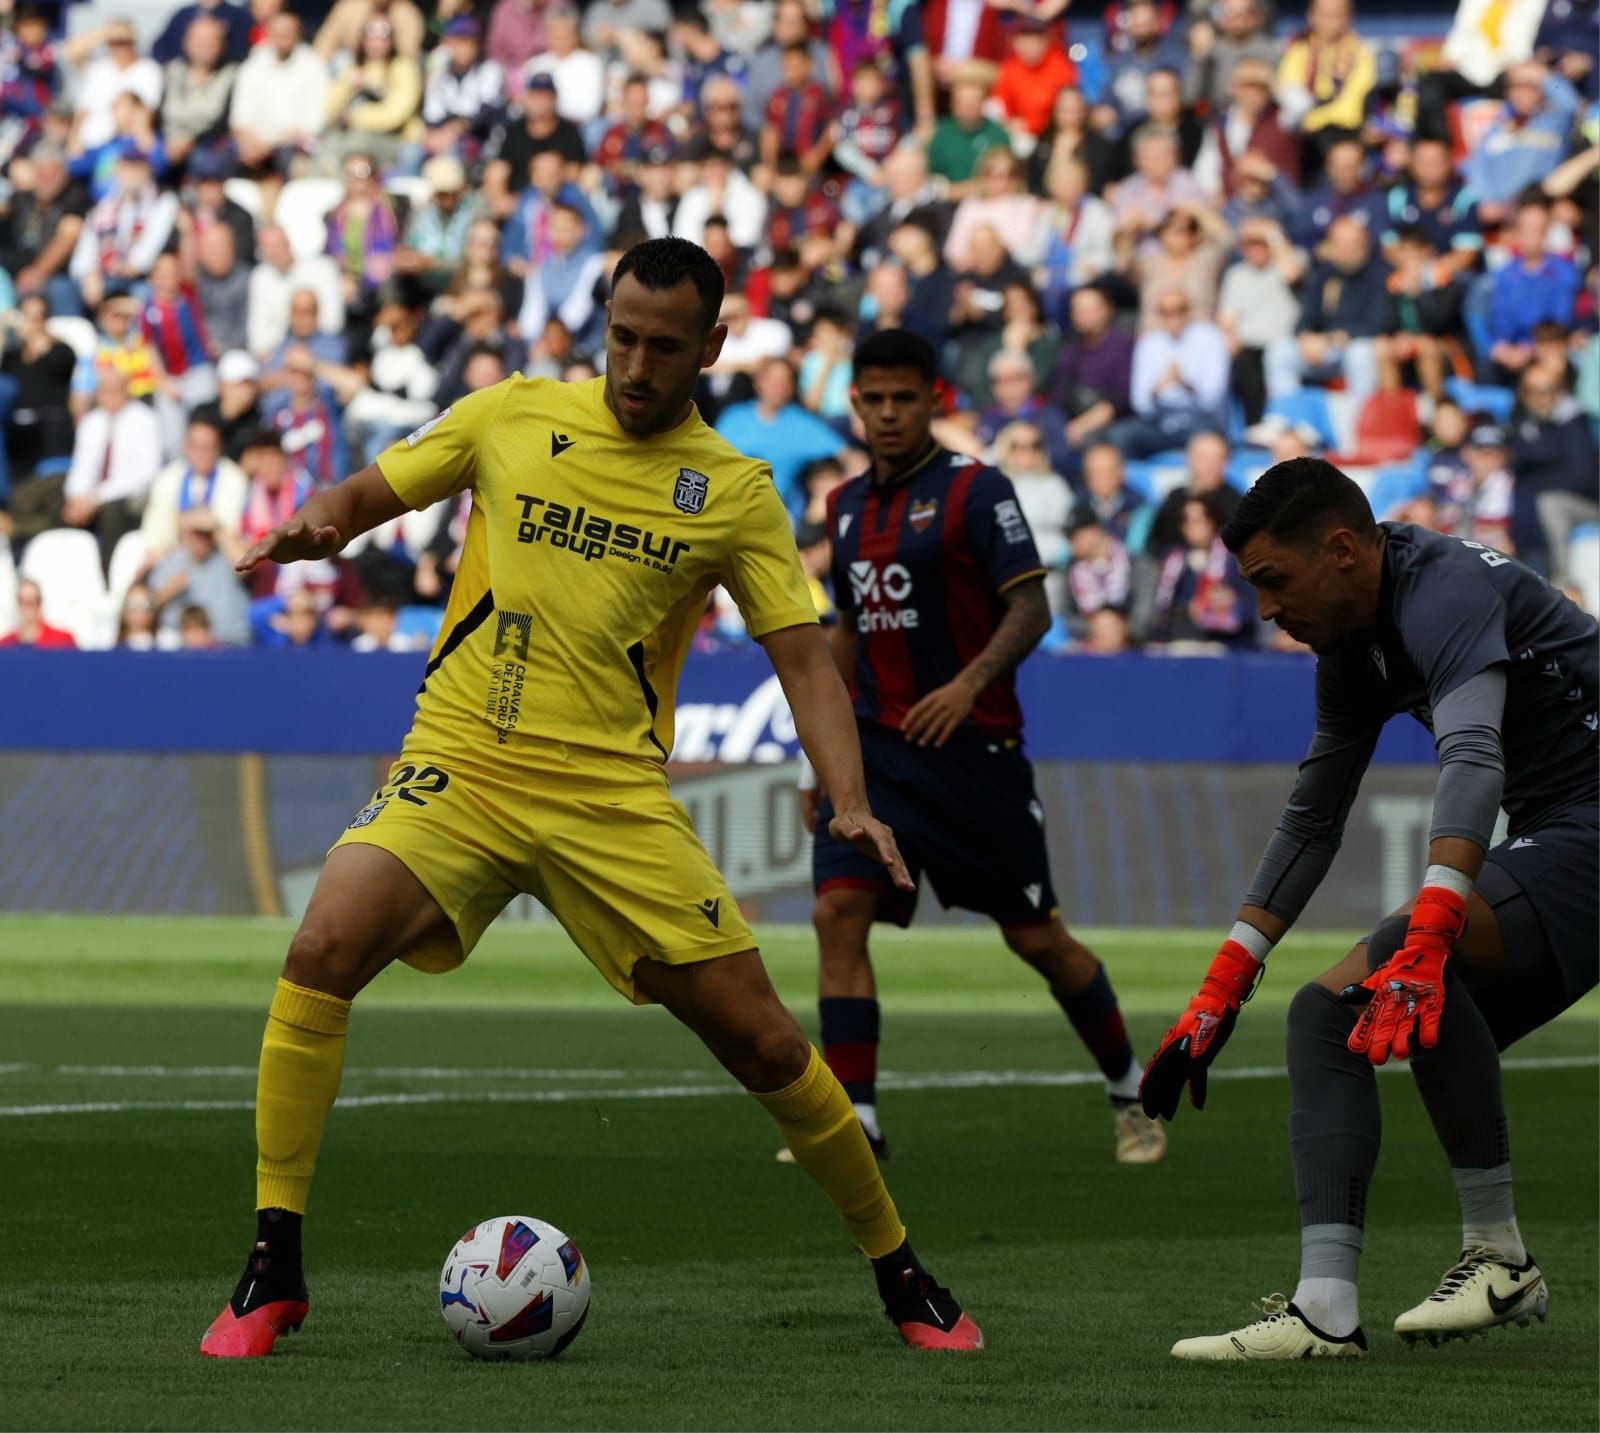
[0,0,1596,654]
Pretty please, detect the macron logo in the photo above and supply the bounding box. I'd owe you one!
[838,514,853,539]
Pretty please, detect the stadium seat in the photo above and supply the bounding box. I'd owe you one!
[1366,457,1430,519]
[1264,390,1337,448]
[275,178,344,262]
[1121,461,1157,501]
[1227,449,1274,491]
[1570,523,1600,616]
[44,315,97,361]
[106,531,149,608]
[396,604,445,646]
[1143,450,1191,499]
[1444,378,1516,424]
[385,175,432,208]
[222,177,264,222]
[18,529,112,649]
[1330,390,1422,466]
[0,537,17,636]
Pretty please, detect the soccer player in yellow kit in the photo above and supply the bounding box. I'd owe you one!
[199,239,984,1358]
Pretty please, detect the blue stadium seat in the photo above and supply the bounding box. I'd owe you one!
[1444,378,1516,423]
[1366,458,1430,519]
[396,605,445,645]
[1265,390,1337,447]
[1227,450,1273,490]
[1122,461,1158,501]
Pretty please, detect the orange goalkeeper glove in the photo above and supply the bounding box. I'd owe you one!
[1340,884,1467,1065]
[1139,939,1263,1120]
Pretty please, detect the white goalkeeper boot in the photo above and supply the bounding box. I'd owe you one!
[1171,1294,1369,1360]
[1394,1248,1547,1345]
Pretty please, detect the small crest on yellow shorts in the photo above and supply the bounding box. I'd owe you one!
[348,799,388,829]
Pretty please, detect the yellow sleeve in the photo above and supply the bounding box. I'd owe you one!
[375,381,510,511]
[720,469,819,639]
[350,58,421,132]
[1276,39,1310,92]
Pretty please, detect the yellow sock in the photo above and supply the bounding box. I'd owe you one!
[752,1045,906,1259]
[255,978,351,1214]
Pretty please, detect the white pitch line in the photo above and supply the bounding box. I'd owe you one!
[0,1056,1593,1120]
[44,1064,695,1081]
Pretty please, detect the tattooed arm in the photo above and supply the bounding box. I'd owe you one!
[900,576,1051,747]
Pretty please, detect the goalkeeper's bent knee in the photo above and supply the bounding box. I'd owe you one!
[1363,913,1410,972]
[752,1045,906,1259]
[255,978,351,1215]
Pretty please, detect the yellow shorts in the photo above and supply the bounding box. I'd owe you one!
[330,744,756,1003]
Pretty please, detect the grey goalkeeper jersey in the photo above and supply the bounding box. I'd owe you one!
[1246,523,1599,922]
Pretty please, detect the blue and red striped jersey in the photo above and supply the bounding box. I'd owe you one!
[827,444,1046,740]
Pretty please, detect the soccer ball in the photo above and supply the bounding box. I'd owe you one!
[439,1215,591,1360]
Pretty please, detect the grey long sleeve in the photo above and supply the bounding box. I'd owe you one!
[1427,666,1507,846]
[1243,712,1380,926]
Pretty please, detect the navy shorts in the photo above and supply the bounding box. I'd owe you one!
[813,721,1059,929]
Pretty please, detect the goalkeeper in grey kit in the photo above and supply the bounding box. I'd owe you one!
[1139,457,1597,1360]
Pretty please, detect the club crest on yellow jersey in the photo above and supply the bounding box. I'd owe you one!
[674,468,709,515]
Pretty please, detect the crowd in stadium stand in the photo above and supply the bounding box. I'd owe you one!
[0,0,1596,652]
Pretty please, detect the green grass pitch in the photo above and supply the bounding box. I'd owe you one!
[2,915,1595,1432]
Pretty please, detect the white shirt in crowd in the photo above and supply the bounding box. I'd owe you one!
[521,50,606,124]
[1130,322,1231,416]
[422,56,507,127]
[1216,260,1301,349]
[673,171,767,250]
[65,401,165,505]
[345,340,441,431]
[1024,195,1117,288]
[140,458,250,557]
[1009,471,1074,572]
[229,41,331,144]
[712,317,791,372]
[75,55,164,148]
[247,255,346,357]
[68,187,181,281]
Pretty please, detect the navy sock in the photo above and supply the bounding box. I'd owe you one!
[1052,963,1135,1087]
[819,996,880,1106]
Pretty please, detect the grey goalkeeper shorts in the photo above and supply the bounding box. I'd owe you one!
[1471,806,1598,1050]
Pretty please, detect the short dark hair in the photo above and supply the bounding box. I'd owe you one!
[853,328,938,386]
[610,236,726,330]
[1221,458,1378,554]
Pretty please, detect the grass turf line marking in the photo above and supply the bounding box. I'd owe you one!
[1,1055,1593,1119]
[42,1064,686,1080]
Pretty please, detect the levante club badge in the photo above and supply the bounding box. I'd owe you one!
[674,468,709,514]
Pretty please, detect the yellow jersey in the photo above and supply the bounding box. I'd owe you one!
[375,375,817,767]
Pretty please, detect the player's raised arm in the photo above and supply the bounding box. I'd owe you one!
[235,463,409,573]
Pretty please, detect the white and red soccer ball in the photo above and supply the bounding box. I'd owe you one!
[439,1215,591,1360]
